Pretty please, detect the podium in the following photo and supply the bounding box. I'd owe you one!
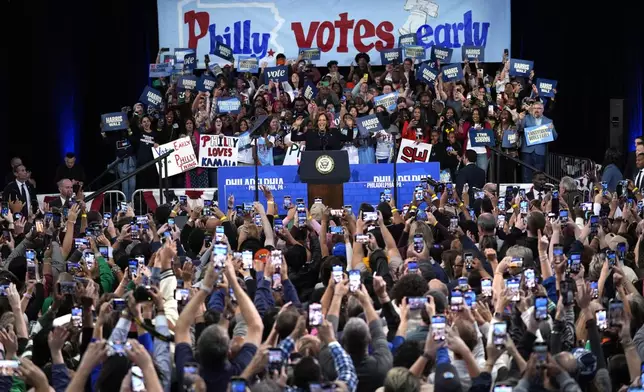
[299,150,350,209]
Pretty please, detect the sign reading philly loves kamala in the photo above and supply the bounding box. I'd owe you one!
[157,0,510,65]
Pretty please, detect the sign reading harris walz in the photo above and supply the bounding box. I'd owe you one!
[160,0,510,65]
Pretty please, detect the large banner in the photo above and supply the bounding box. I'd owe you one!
[157,0,511,66]
[217,162,440,214]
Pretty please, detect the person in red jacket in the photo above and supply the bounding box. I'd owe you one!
[401,106,430,143]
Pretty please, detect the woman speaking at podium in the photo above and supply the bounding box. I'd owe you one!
[290,113,354,150]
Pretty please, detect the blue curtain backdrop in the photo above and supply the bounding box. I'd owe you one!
[7,0,642,192]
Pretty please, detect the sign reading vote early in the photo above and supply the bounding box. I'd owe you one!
[197,75,217,92]
[139,86,163,108]
[213,41,234,62]
[536,78,557,98]
[417,63,439,85]
[524,124,555,146]
[441,64,463,82]
[509,59,533,77]
[178,75,198,90]
[468,128,496,147]
[152,137,198,178]
[101,112,129,131]
[299,48,321,60]
[431,46,453,63]
[357,114,384,134]
[380,48,402,65]
[264,66,289,84]
[217,97,241,114]
[461,45,485,61]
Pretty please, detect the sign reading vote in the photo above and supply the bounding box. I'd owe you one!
[357,114,383,134]
[237,57,259,72]
[397,139,432,163]
[101,112,128,131]
[264,66,289,84]
[373,92,399,112]
[184,53,197,70]
[398,33,417,47]
[149,63,172,78]
[152,137,198,178]
[139,86,163,108]
[404,46,426,60]
[461,45,485,61]
[197,75,217,92]
[178,75,198,90]
[299,48,321,60]
[417,62,439,85]
[303,81,318,100]
[468,128,495,147]
[431,46,453,63]
[524,124,555,146]
[380,48,402,65]
[509,59,533,77]
[536,78,557,98]
[217,97,241,114]
[213,41,234,62]
[199,134,239,168]
[441,64,463,82]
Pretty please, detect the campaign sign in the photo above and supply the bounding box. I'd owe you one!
[139,86,163,108]
[468,128,495,147]
[174,48,194,63]
[283,143,304,166]
[441,64,463,82]
[397,139,432,163]
[199,134,239,168]
[197,75,217,92]
[237,57,259,72]
[217,162,440,214]
[461,45,485,61]
[373,92,399,112]
[263,66,289,84]
[404,46,426,60]
[149,63,172,78]
[299,48,321,60]
[431,46,453,63]
[536,78,557,98]
[184,53,197,70]
[417,63,439,85]
[152,137,198,178]
[303,81,318,100]
[357,114,384,134]
[101,112,128,131]
[178,75,198,90]
[217,97,241,114]
[213,41,234,62]
[524,124,555,147]
[398,33,417,47]
[501,130,519,148]
[380,48,402,65]
[509,59,533,77]
[209,63,223,76]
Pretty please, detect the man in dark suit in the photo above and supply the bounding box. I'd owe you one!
[624,137,643,180]
[3,164,38,217]
[455,149,486,198]
[526,171,548,201]
[48,178,74,210]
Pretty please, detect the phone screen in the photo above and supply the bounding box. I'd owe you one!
[507,278,520,301]
[520,201,528,214]
[524,268,536,289]
[450,290,463,312]
[493,322,507,346]
[332,265,343,283]
[349,270,361,292]
[413,234,424,253]
[71,307,82,327]
[481,279,492,297]
[431,315,446,341]
[534,296,548,320]
[596,310,607,331]
[131,366,145,392]
[308,303,323,327]
[590,281,599,299]
[242,250,253,270]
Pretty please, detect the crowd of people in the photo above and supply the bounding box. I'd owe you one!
[1,45,643,392]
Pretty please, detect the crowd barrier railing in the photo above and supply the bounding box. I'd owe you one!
[131,188,218,214]
[36,190,127,215]
[546,153,597,181]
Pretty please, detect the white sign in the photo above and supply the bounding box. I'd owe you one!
[283,143,305,166]
[396,139,432,163]
[198,134,239,168]
[152,137,198,178]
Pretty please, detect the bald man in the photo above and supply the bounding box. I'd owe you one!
[49,179,74,209]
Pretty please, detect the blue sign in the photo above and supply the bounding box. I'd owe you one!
[501,130,519,148]
[139,86,163,108]
[303,81,318,100]
[101,112,129,131]
[468,128,495,147]
[237,57,259,72]
[178,75,198,90]
[357,114,384,134]
[213,41,234,62]
[174,48,194,63]
[184,53,197,70]
[403,46,426,60]
[417,62,439,85]
[299,48,321,61]
[536,78,557,98]
[149,63,172,78]
[158,1,511,65]
[461,45,485,61]
[524,124,555,146]
[263,66,289,84]
[431,46,453,63]
[209,63,223,76]
[380,48,402,65]
[217,97,242,114]
[197,75,217,92]
[398,33,417,47]
[217,163,441,214]
[373,92,399,112]
[441,64,463,82]
[509,59,533,77]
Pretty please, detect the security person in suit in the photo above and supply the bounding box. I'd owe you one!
[2,165,38,217]
[455,149,486,199]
